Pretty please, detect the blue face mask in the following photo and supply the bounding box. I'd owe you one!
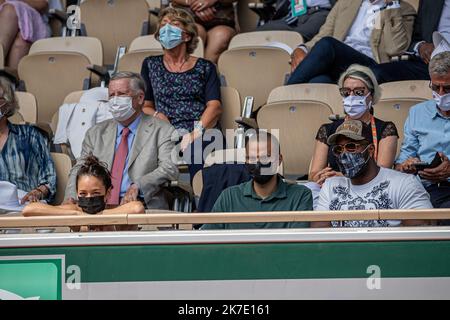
[159,23,184,50]
[337,146,371,179]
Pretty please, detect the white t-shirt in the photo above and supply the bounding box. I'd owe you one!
[316,168,433,227]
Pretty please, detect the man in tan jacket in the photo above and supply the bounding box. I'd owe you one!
[287,0,416,85]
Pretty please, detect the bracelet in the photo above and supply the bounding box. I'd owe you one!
[34,187,44,199]
[194,121,204,135]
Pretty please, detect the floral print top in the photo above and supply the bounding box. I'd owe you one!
[141,55,221,132]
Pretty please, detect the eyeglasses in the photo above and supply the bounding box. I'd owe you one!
[331,142,367,156]
[429,82,450,95]
[339,87,367,98]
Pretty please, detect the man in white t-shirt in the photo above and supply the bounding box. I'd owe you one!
[314,120,432,228]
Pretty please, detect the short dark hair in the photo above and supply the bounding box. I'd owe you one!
[76,155,112,192]
[245,130,281,155]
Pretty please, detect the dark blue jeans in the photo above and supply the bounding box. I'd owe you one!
[371,57,430,84]
[287,37,378,85]
[181,131,225,182]
[425,184,450,226]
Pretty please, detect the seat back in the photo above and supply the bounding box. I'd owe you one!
[257,101,333,178]
[192,170,203,198]
[218,47,291,110]
[229,31,304,50]
[63,90,85,104]
[268,83,342,114]
[117,36,204,72]
[15,91,38,124]
[117,51,160,73]
[80,0,149,65]
[220,86,241,133]
[51,152,73,205]
[29,37,103,66]
[18,52,91,124]
[377,80,432,155]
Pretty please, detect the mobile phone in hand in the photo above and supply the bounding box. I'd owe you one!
[414,152,442,172]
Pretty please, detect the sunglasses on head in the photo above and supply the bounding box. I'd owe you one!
[331,142,368,156]
[339,87,367,98]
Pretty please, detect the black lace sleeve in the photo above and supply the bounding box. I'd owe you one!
[381,121,399,139]
[315,124,328,144]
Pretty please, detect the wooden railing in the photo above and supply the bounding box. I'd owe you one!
[1,209,450,228]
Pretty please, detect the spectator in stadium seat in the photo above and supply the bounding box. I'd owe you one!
[287,0,416,85]
[256,0,336,43]
[313,120,432,228]
[372,0,449,83]
[201,131,313,230]
[0,0,49,70]
[172,0,236,63]
[0,75,56,204]
[310,65,398,186]
[65,72,178,210]
[395,52,450,224]
[23,155,144,231]
[141,7,223,180]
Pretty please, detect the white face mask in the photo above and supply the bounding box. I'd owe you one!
[343,93,371,119]
[433,91,450,112]
[108,96,136,122]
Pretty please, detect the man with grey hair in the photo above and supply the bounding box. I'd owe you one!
[395,52,450,222]
[65,71,179,209]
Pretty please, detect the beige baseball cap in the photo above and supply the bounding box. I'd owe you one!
[327,120,372,145]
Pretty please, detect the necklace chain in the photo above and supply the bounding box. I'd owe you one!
[164,56,189,72]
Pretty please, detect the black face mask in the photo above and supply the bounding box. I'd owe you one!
[245,161,276,185]
[78,196,106,215]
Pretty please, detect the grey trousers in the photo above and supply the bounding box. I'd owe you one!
[255,8,330,42]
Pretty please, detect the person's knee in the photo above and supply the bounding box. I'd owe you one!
[196,23,207,42]
[0,3,18,20]
[315,36,338,51]
[207,28,235,53]
[10,33,29,51]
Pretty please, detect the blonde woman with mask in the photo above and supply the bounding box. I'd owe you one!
[309,64,399,186]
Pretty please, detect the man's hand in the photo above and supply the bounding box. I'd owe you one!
[121,184,139,205]
[62,197,77,205]
[396,157,421,174]
[419,153,450,183]
[195,7,216,22]
[418,42,435,65]
[312,167,341,186]
[20,185,48,204]
[180,130,202,152]
[191,0,217,11]
[290,48,307,72]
